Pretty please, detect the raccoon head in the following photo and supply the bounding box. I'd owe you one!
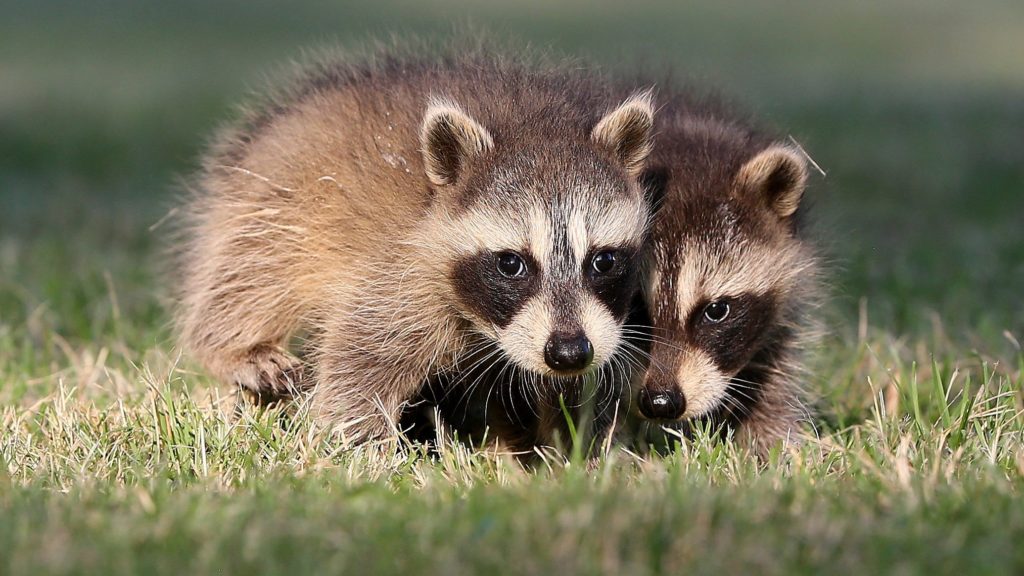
[637,141,814,422]
[419,93,655,376]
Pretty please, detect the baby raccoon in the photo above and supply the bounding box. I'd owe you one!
[174,46,656,443]
[632,99,820,455]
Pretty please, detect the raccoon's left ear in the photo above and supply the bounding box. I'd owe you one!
[420,99,494,187]
[735,145,809,218]
[592,90,655,176]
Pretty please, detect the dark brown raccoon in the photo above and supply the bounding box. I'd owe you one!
[630,93,821,456]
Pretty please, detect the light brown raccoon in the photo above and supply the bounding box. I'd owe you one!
[174,46,657,443]
[631,98,820,456]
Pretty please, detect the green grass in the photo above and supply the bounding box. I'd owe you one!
[2,1,1023,574]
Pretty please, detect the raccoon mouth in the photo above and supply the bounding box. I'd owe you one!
[542,364,600,379]
[512,355,603,381]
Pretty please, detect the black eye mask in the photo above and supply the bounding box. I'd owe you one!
[585,247,640,322]
[449,250,542,329]
[685,291,778,373]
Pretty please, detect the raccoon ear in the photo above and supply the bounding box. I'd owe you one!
[592,91,655,176]
[420,99,494,187]
[735,145,809,218]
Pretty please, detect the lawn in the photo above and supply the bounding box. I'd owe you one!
[2,1,1023,574]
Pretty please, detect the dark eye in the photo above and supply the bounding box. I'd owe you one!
[703,301,730,323]
[496,252,527,278]
[590,251,617,274]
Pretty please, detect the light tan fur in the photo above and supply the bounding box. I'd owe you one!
[578,295,624,369]
[734,146,809,218]
[591,91,655,177]
[174,48,655,444]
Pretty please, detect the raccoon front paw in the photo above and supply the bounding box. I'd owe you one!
[318,415,399,447]
[230,345,306,406]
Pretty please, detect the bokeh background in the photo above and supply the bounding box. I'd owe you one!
[2,4,1024,572]
[2,0,1023,369]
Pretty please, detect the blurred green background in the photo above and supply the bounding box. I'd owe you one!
[2,0,1022,356]
[3,6,1023,572]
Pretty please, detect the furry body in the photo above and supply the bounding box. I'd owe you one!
[174,46,655,443]
[631,94,820,455]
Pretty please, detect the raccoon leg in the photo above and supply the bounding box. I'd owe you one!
[188,335,307,407]
[310,298,460,444]
[311,348,439,444]
[230,349,305,414]
[178,224,310,404]
[179,270,308,404]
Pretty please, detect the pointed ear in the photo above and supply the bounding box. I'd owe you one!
[591,90,655,176]
[420,99,494,187]
[734,145,809,218]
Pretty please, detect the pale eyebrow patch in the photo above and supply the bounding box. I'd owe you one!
[447,207,530,253]
[644,267,662,303]
[675,258,704,322]
[674,241,809,315]
[586,198,648,249]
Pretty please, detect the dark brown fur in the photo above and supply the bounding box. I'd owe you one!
[629,93,820,456]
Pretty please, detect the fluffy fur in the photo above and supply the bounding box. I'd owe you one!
[172,42,656,444]
[629,93,822,456]
[403,89,823,459]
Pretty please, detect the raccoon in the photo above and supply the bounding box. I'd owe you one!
[631,99,820,455]
[174,46,656,444]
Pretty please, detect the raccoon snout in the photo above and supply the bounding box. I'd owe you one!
[543,332,594,372]
[638,387,687,420]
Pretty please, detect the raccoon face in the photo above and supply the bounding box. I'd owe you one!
[420,94,656,376]
[637,144,812,421]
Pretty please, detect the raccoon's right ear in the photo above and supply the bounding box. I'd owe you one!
[735,145,809,218]
[420,100,494,187]
[592,91,656,176]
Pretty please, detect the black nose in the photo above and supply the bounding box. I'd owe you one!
[638,388,686,420]
[544,332,594,372]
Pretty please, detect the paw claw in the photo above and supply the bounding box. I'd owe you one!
[231,345,307,406]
